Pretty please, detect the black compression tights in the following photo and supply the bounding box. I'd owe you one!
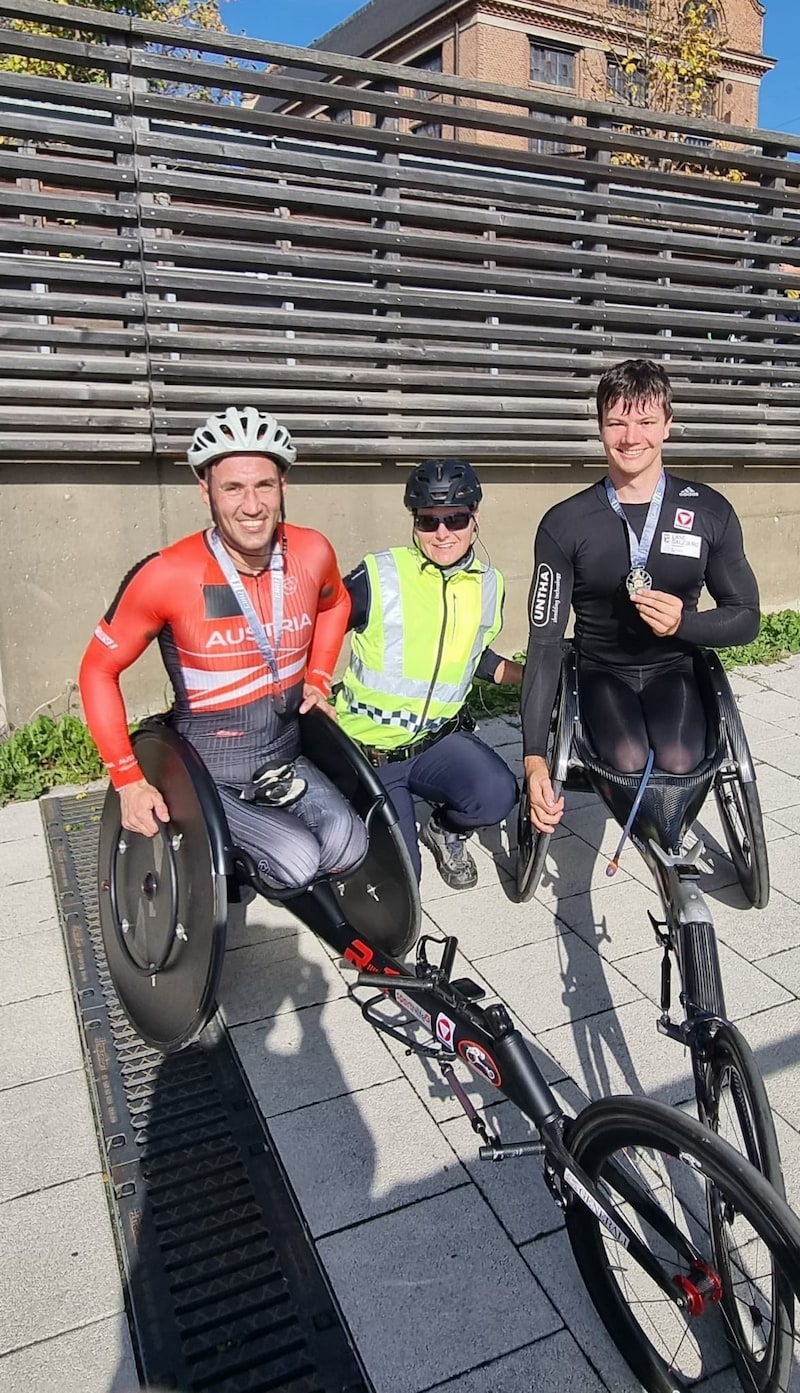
[580,662,707,775]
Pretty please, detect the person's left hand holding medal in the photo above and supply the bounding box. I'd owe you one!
[630,585,683,636]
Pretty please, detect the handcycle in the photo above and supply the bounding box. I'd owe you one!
[97,705,800,1393]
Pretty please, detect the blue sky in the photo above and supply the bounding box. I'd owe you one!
[220,0,799,135]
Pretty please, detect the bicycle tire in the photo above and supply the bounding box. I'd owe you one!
[564,1095,798,1393]
[714,770,770,909]
[704,1023,790,1391]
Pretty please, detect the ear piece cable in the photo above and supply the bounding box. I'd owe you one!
[606,747,655,877]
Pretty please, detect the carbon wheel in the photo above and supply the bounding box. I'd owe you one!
[565,1096,797,1393]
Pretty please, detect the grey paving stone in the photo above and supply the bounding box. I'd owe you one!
[0,929,70,1006]
[0,1072,99,1202]
[0,1315,138,1393]
[731,1000,800,1132]
[554,876,662,961]
[423,880,559,959]
[230,992,400,1117]
[0,876,59,941]
[538,996,696,1108]
[0,800,45,845]
[530,832,633,911]
[735,686,800,731]
[758,739,800,779]
[430,1328,607,1393]
[725,710,797,758]
[474,716,521,752]
[318,1186,560,1393]
[440,1077,587,1246]
[521,1228,643,1391]
[756,944,800,1000]
[614,939,793,1023]
[217,929,347,1027]
[0,840,51,888]
[769,804,800,836]
[747,763,800,815]
[708,884,800,959]
[763,836,800,903]
[271,1077,466,1236]
[0,992,83,1090]
[0,1176,125,1354]
[477,930,642,1037]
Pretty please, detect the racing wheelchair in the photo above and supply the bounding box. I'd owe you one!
[97,706,800,1393]
[517,646,779,1188]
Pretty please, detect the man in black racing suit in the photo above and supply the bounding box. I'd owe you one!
[521,358,760,835]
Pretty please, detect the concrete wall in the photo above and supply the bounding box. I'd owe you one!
[1,460,798,729]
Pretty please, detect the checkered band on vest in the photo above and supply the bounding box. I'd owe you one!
[346,698,447,732]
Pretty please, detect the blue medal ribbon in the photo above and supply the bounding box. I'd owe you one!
[604,472,666,593]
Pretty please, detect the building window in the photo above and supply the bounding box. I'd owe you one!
[609,0,648,11]
[607,59,647,106]
[529,42,575,89]
[410,44,443,139]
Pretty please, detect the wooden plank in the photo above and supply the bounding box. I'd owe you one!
[139,267,800,332]
[135,220,793,298]
[0,150,132,189]
[133,130,800,245]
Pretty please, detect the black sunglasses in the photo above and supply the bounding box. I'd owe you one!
[414,510,473,533]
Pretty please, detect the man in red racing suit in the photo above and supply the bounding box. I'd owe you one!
[80,406,367,890]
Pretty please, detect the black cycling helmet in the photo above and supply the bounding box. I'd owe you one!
[403,457,482,512]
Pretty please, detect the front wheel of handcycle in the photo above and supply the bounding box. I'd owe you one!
[564,1095,798,1393]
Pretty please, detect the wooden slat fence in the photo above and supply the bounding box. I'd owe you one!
[2,0,800,463]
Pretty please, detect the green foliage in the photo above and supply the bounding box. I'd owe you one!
[0,714,104,806]
[717,609,800,671]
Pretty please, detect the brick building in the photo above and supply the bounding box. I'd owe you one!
[309,0,774,131]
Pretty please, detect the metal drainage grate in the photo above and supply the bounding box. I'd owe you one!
[43,791,368,1393]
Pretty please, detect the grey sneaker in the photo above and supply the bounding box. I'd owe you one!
[422,815,478,890]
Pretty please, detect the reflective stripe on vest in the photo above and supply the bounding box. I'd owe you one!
[337,547,503,746]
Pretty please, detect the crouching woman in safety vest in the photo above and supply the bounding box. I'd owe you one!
[335,458,521,891]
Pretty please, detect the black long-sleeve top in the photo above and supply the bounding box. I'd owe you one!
[520,473,760,757]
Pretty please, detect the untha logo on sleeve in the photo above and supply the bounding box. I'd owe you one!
[531,563,560,627]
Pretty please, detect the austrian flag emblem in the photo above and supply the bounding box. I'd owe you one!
[674,508,694,531]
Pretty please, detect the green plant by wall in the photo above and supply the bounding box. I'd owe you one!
[0,714,104,806]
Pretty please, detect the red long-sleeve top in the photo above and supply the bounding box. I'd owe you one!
[79,525,349,790]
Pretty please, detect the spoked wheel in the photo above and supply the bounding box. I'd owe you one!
[565,1096,798,1393]
[704,1024,790,1391]
[714,762,769,909]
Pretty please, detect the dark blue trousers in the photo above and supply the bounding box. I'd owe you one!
[376,731,518,880]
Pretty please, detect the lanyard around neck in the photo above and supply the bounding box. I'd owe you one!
[604,472,666,571]
[209,528,285,699]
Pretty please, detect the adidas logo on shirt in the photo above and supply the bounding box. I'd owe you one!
[679,486,699,497]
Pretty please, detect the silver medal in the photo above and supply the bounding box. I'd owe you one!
[626,567,652,595]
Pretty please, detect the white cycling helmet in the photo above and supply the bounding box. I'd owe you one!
[187,406,297,479]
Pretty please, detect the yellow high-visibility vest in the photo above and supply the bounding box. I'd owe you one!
[336,546,504,751]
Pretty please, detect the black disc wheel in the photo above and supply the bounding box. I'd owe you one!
[97,726,229,1053]
[704,1024,790,1391]
[564,1096,798,1393]
[714,765,769,909]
